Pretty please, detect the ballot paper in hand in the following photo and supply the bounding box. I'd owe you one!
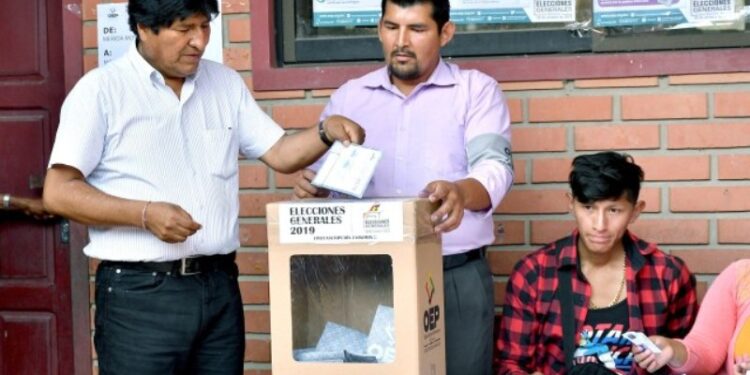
[312,141,381,198]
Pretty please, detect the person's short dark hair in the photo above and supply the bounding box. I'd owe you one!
[569,151,644,204]
[128,0,219,41]
[381,0,450,31]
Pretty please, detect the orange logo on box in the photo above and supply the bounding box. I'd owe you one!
[425,275,435,304]
[363,203,381,221]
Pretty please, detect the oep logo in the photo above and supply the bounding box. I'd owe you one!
[423,275,440,332]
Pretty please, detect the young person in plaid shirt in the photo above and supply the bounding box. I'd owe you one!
[496,152,698,374]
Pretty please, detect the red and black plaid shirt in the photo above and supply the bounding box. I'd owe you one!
[496,230,697,375]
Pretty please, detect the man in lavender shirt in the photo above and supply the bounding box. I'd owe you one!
[293,1,513,373]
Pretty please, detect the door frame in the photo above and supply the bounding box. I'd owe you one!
[60,1,90,374]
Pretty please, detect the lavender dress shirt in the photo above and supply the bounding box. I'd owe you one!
[319,60,513,255]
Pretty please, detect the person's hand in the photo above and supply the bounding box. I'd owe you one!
[292,169,330,199]
[14,197,55,220]
[632,335,676,373]
[321,115,365,146]
[142,201,202,243]
[734,354,750,375]
[421,180,465,234]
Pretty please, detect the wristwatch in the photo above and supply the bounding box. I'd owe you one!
[3,194,10,209]
[318,121,333,147]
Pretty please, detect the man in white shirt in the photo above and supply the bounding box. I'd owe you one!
[42,0,363,373]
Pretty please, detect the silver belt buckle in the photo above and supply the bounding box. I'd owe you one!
[180,258,201,276]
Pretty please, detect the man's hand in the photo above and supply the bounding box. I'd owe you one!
[321,114,366,146]
[632,335,676,373]
[14,197,55,220]
[143,201,202,243]
[259,115,365,174]
[292,169,330,199]
[421,180,465,234]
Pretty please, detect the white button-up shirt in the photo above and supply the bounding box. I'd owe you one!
[49,45,284,261]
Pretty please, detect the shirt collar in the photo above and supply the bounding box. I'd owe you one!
[558,230,649,272]
[363,59,457,92]
[127,43,159,83]
[126,42,200,86]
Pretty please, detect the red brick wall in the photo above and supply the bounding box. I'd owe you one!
[81,1,750,373]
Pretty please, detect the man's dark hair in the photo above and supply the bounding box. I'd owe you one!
[128,0,219,40]
[569,151,644,204]
[381,0,450,31]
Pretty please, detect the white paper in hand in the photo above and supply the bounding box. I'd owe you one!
[623,331,662,354]
[311,141,381,198]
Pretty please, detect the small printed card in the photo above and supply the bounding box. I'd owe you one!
[623,331,662,353]
[312,141,381,198]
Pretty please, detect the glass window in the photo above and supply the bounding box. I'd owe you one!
[277,0,750,65]
[290,254,396,364]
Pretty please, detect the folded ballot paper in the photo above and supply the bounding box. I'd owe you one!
[292,305,395,364]
[312,141,381,198]
[365,304,396,363]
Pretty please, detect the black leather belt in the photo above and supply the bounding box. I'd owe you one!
[443,247,486,270]
[101,252,236,276]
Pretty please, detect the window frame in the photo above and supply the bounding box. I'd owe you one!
[250,0,750,91]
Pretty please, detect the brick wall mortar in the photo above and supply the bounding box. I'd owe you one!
[510,81,748,95]
[255,97,331,107]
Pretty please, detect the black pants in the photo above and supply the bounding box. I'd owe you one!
[94,261,245,375]
[444,249,495,375]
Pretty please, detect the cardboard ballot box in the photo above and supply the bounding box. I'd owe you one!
[266,198,446,375]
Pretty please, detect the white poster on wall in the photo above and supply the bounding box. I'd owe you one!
[97,3,223,66]
[593,0,737,26]
[311,0,575,27]
[312,0,381,27]
[451,0,576,24]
